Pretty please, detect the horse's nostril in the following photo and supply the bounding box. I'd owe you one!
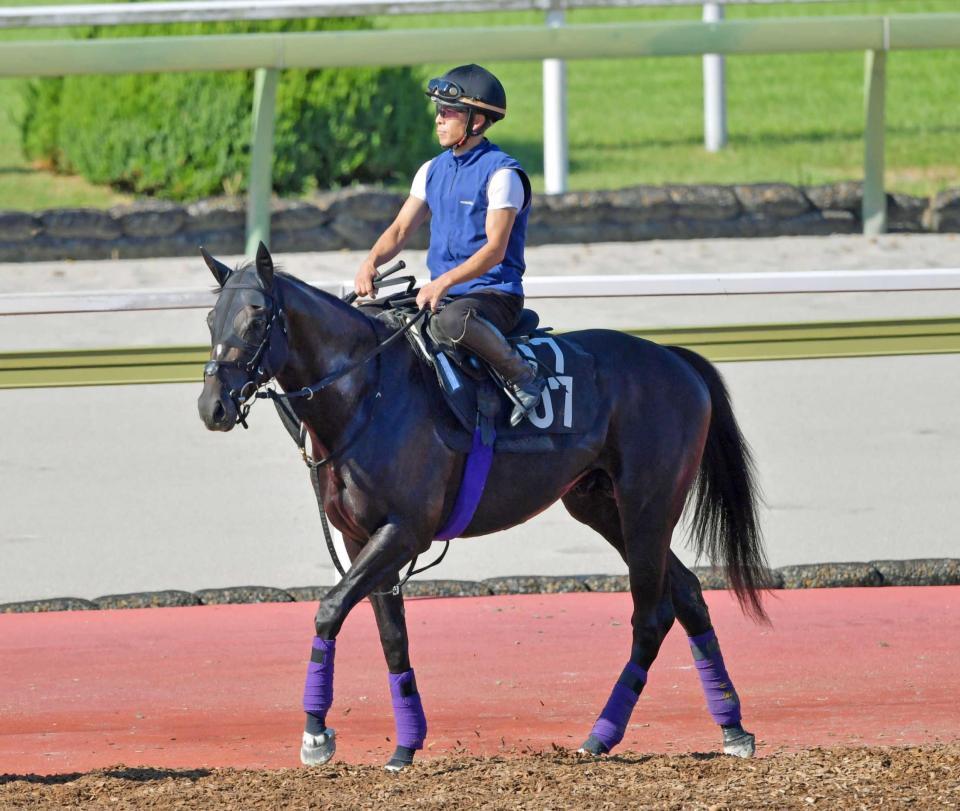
[212,401,226,424]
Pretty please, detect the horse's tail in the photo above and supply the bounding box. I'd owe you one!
[668,346,771,623]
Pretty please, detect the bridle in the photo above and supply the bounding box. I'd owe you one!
[204,270,444,596]
[205,274,427,432]
[203,283,289,429]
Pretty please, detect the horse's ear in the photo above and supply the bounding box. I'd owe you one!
[255,241,274,290]
[200,246,232,287]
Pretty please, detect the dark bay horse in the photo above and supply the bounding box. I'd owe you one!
[197,243,769,770]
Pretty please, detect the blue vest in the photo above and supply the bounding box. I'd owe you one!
[425,140,530,297]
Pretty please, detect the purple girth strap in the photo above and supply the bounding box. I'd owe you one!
[689,629,742,726]
[303,637,336,726]
[590,661,648,751]
[434,427,494,541]
[388,669,428,750]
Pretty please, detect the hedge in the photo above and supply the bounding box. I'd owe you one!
[18,17,434,201]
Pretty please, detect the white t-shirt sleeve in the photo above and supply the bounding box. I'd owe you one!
[487,168,525,210]
[409,159,433,201]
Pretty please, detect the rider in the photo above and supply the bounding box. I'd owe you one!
[354,64,544,427]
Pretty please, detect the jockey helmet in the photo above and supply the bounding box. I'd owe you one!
[425,64,507,128]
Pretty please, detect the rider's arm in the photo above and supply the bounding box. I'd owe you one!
[416,206,517,311]
[356,195,430,297]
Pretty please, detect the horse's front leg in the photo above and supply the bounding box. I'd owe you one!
[300,520,420,767]
[367,572,428,772]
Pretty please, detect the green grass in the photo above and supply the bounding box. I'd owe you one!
[0,0,958,210]
[0,0,132,209]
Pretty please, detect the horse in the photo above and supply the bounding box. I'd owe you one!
[197,242,769,771]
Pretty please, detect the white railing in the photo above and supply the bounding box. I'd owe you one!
[3,6,957,247]
[0,0,849,29]
[0,0,843,195]
[4,268,960,315]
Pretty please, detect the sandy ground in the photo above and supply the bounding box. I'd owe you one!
[1,234,958,603]
[2,745,958,810]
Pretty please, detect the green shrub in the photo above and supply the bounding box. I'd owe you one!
[19,17,434,200]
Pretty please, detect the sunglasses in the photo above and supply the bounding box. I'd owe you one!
[435,103,467,119]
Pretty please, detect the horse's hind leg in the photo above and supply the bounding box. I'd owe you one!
[562,475,753,756]
[585,500,679,755]
[669,554,755,757]
[368,575,428,772]
[564,479,676,755]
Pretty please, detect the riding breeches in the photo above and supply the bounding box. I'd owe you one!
[430,289,524,344]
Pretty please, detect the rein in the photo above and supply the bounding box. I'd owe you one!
[255,306,426,408]
[262,304,447,598]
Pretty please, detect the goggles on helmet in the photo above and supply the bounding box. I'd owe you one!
[427,78,465,101]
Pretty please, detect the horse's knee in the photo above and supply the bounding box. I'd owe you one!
[314,599,342,639]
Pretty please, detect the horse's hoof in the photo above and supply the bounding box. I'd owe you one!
[384,745,416,772]
[300,727,337,765]
[577,734,609,756]
[722,725,755,758]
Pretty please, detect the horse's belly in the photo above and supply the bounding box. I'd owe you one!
[459,448,598,537]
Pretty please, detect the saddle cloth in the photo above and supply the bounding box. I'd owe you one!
[382,306,598,454]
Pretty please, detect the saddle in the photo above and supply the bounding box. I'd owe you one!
[359,291,597,455]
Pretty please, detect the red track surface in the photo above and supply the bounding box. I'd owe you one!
[1,587,957,775]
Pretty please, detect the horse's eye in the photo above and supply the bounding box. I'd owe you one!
[246,318,266,340]
[233,309,265,342]
[206,310,215,330]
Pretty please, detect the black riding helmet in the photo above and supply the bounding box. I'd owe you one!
[425,64,507,141]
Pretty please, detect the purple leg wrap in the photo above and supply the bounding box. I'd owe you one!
[590,661,648,751]
[388,669,428,750]
[689,629,742,726]
[303,637,336,726]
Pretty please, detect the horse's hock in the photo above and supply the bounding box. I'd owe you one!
[1,182,957,263]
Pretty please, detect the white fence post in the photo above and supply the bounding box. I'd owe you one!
[702,1,727,152]
[543,5,568,194]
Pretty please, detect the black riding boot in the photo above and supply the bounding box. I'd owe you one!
[453,312,544,427]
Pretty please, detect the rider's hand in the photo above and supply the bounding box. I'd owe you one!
[416,277,451,312]
[354,261,378,299]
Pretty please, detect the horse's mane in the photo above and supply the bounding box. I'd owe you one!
[276,269,384,334]
[211,262,383,335]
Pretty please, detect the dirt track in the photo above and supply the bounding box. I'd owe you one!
[2,745,958,810]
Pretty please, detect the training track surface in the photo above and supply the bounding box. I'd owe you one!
[1,587,956,775]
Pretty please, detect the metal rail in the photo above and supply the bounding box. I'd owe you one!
[3,269,960,315]
[2,269,960,388]
[3,316,959,389]
[0,0,852,29]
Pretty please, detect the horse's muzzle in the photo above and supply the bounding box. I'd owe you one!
[198,381,237,432]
